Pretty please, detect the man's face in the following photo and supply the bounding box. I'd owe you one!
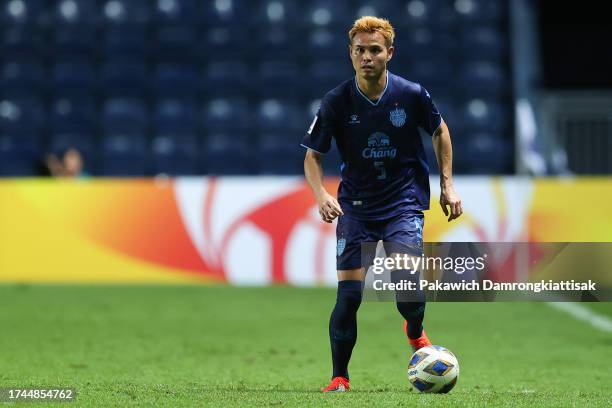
[349,31,393,80]
[63,149,83,176]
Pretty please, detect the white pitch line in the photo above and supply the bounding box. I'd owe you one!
[547,302,612,333]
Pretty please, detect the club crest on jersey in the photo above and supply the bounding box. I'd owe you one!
[337,238,346,256]
[389,107,406,127]
[348,114,360,124]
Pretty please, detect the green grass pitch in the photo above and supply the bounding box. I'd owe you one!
[0,285,610,407]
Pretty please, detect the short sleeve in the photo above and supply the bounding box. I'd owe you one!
[418,85,442,136]
[300,98,336,154]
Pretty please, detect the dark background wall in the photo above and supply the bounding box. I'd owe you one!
[537,0,612,89]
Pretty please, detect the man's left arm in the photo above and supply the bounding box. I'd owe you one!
[432,119,463,221]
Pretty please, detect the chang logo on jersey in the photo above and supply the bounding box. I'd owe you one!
[362,132,397,159]
[390,107,407,127]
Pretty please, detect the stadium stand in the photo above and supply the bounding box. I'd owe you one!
[0,0,513,176]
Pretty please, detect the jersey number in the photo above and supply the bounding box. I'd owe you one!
[374,161,387,180]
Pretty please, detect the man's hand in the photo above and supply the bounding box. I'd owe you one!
[304,149,342,223]
[440,184,462,222]
[317,191,344,223]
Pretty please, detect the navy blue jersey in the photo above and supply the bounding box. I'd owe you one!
[301,71,442,221]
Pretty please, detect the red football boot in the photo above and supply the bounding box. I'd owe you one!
[321,376,350,392]
[404,320,432,352]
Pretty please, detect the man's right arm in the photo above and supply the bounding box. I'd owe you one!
[304,149,343,223]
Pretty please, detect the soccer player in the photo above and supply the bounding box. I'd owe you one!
[301,16,463,392]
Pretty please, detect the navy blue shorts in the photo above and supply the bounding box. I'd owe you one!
[336,211,424,270]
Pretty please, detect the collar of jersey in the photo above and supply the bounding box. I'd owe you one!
[354,70,389,107]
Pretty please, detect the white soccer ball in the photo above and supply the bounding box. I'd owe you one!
[407,345,459,393]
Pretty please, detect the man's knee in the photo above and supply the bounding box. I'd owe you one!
[337,268,365,282]
[336,280,363,310]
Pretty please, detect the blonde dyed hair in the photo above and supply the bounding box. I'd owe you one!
[348,16,395,47]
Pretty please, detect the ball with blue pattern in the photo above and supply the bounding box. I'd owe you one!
[407,345,459,393]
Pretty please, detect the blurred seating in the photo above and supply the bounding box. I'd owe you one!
[459,97,509,134]
[53,0,98,24]
[0,25,44,58]
[154,99,198,134]
[154,24,198,62]
[256,24,298,59]
[52,24,97,58]
[102,23,148,59]
[457,61,507,98]
[0,0,46,25]
[351,0,394,22]
[203,96,250,132]
[254,0,301,25]
[50,97,96,134]
[453,0,504,24]
[102,98,147,134]
[433,96,460,133]
[101,60,148,98]
[258,132,304,174]
[305,27,347,58]
[204,60,249,97]
[152,63,200,98]
[0,97,45,136]
[51,61,97,98]
[257,61,301,97]
[256,98,304,133]
[0,0,513,176]
[306,60,351,97]
[101,0,151,24]
[458,27,507,63]
[202,0,249,25]
[203,131,254,175]
[0,134,41,175]
[394,27,454,65]
[0,60,45,98]
[395,0,455,29]
[151,132,200,175]
[255,96,306,174]
[302,0,352,28]
[153,0,199,23]
[98,133,148,176]
[454,133,514,174]
[408,61,454,99]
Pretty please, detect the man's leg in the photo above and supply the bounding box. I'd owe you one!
[323,215,375,392]
[329,269,364,379]
[391,267,426,340]
[383,212,432,350]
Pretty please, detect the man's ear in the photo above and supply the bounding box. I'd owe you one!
[387,46,395,62]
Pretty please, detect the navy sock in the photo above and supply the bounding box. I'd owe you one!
[329,280,362,379]
[396,301,426,339]
[392,269,426,339]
